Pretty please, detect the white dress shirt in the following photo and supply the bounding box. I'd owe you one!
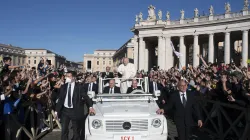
[179,91,187,104]
[0,94,5,101]
[64,82,75,108]
[109,87,114,94]
[88,83,93,91]
[153,82,158,91]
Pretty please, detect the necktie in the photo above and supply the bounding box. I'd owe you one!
[109,88,113,94]
[88,83,92,91]
[182,93,186,107]
[68,84,72,107]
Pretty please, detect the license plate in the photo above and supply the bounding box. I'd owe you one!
[114,135,141,140]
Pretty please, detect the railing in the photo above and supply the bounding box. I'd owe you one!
[196,98,250,140]
[5,100,61,140]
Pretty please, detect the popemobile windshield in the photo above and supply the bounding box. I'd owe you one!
[85,77,168,140]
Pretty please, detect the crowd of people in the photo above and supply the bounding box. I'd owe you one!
[0,55,249,140]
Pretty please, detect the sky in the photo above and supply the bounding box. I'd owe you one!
[0,0,244,62]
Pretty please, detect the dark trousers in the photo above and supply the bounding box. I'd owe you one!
[176,125,191,140]
[61,108,84,140]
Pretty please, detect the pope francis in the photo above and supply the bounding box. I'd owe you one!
[117,58,136,93]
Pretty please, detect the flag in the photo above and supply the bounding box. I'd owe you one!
[170,41,183,57]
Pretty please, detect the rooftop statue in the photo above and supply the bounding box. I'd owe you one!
[194,8,199,17]
[135,15,138,23]
[158,10,162,20]
[225,2,231,13]
[139,12,143,21]
[147,5,156,20]
[180,9,185,20]
[244,0,249,10]
[209,5,214,16]
[166,11,170,20]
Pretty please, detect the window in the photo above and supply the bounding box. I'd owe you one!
[109,61,111,65]
[34,60,36,64]
[87,61,91,69]
[103,61,105,65]
[97,61,99,65]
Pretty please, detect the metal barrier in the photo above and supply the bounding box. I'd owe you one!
[6,103,61,140]
[196,98,250,140]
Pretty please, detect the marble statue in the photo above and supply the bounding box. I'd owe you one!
[139,12,143,21]
[194,8,199,17]
[209,5,214,16]
[166,11,170,20]
[147,5,156,20]
[180,9,185,19]
[225,2,231,13]
[244,0,249,10]
[158,10,162,20]
[135,15,138,23]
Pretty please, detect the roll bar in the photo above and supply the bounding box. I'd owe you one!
[98,77,149,94]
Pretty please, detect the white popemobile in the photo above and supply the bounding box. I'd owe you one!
[85,77,168,140]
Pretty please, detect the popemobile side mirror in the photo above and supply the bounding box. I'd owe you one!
[87,91,95,99]
[154,90,161,97]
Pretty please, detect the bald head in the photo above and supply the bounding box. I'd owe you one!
[123,58,129,65]
[109,79,115,88]
[131,79,138,88]
[178,80,187,92]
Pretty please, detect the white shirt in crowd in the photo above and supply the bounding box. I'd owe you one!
[179,91,187,104]
[64,82,75,108]
[153,82,158,91]
[88,83,93,91]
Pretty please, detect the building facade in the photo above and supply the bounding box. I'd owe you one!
[132,1,250,71]
[113,39,134,66]
[83,50,116,72]
[25,49,66,69]
[0,44,26,66]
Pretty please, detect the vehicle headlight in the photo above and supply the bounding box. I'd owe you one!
[152,118,161,128]
[92,119,102,129]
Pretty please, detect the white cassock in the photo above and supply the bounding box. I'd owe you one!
[118,63,136,93]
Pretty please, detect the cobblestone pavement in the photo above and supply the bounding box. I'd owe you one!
[40,118,213,140]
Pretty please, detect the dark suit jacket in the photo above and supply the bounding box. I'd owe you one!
[126,86,142,93]
[149,81,162,93]
[83,83,98,94]
[103,86,121,93]
[101,72,114,79]
[56,83,93,119]
[163,91,201,127]
[102,72,114,84]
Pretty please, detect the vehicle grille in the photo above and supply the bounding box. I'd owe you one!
[105,119,148,132]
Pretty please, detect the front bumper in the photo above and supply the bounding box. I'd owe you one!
[85,134,168,140]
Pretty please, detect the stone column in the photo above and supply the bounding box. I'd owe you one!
[193,35,200,67]
[224,32,231,64]
[158,36,165,69]
[165,36,173,69]
[139,37,145,71]
[133,36,139,70]
[179,36,186,69]
[242,30,249,67]
[11,56,14,65]
[144,44,149,71]
[208,33,214,63]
